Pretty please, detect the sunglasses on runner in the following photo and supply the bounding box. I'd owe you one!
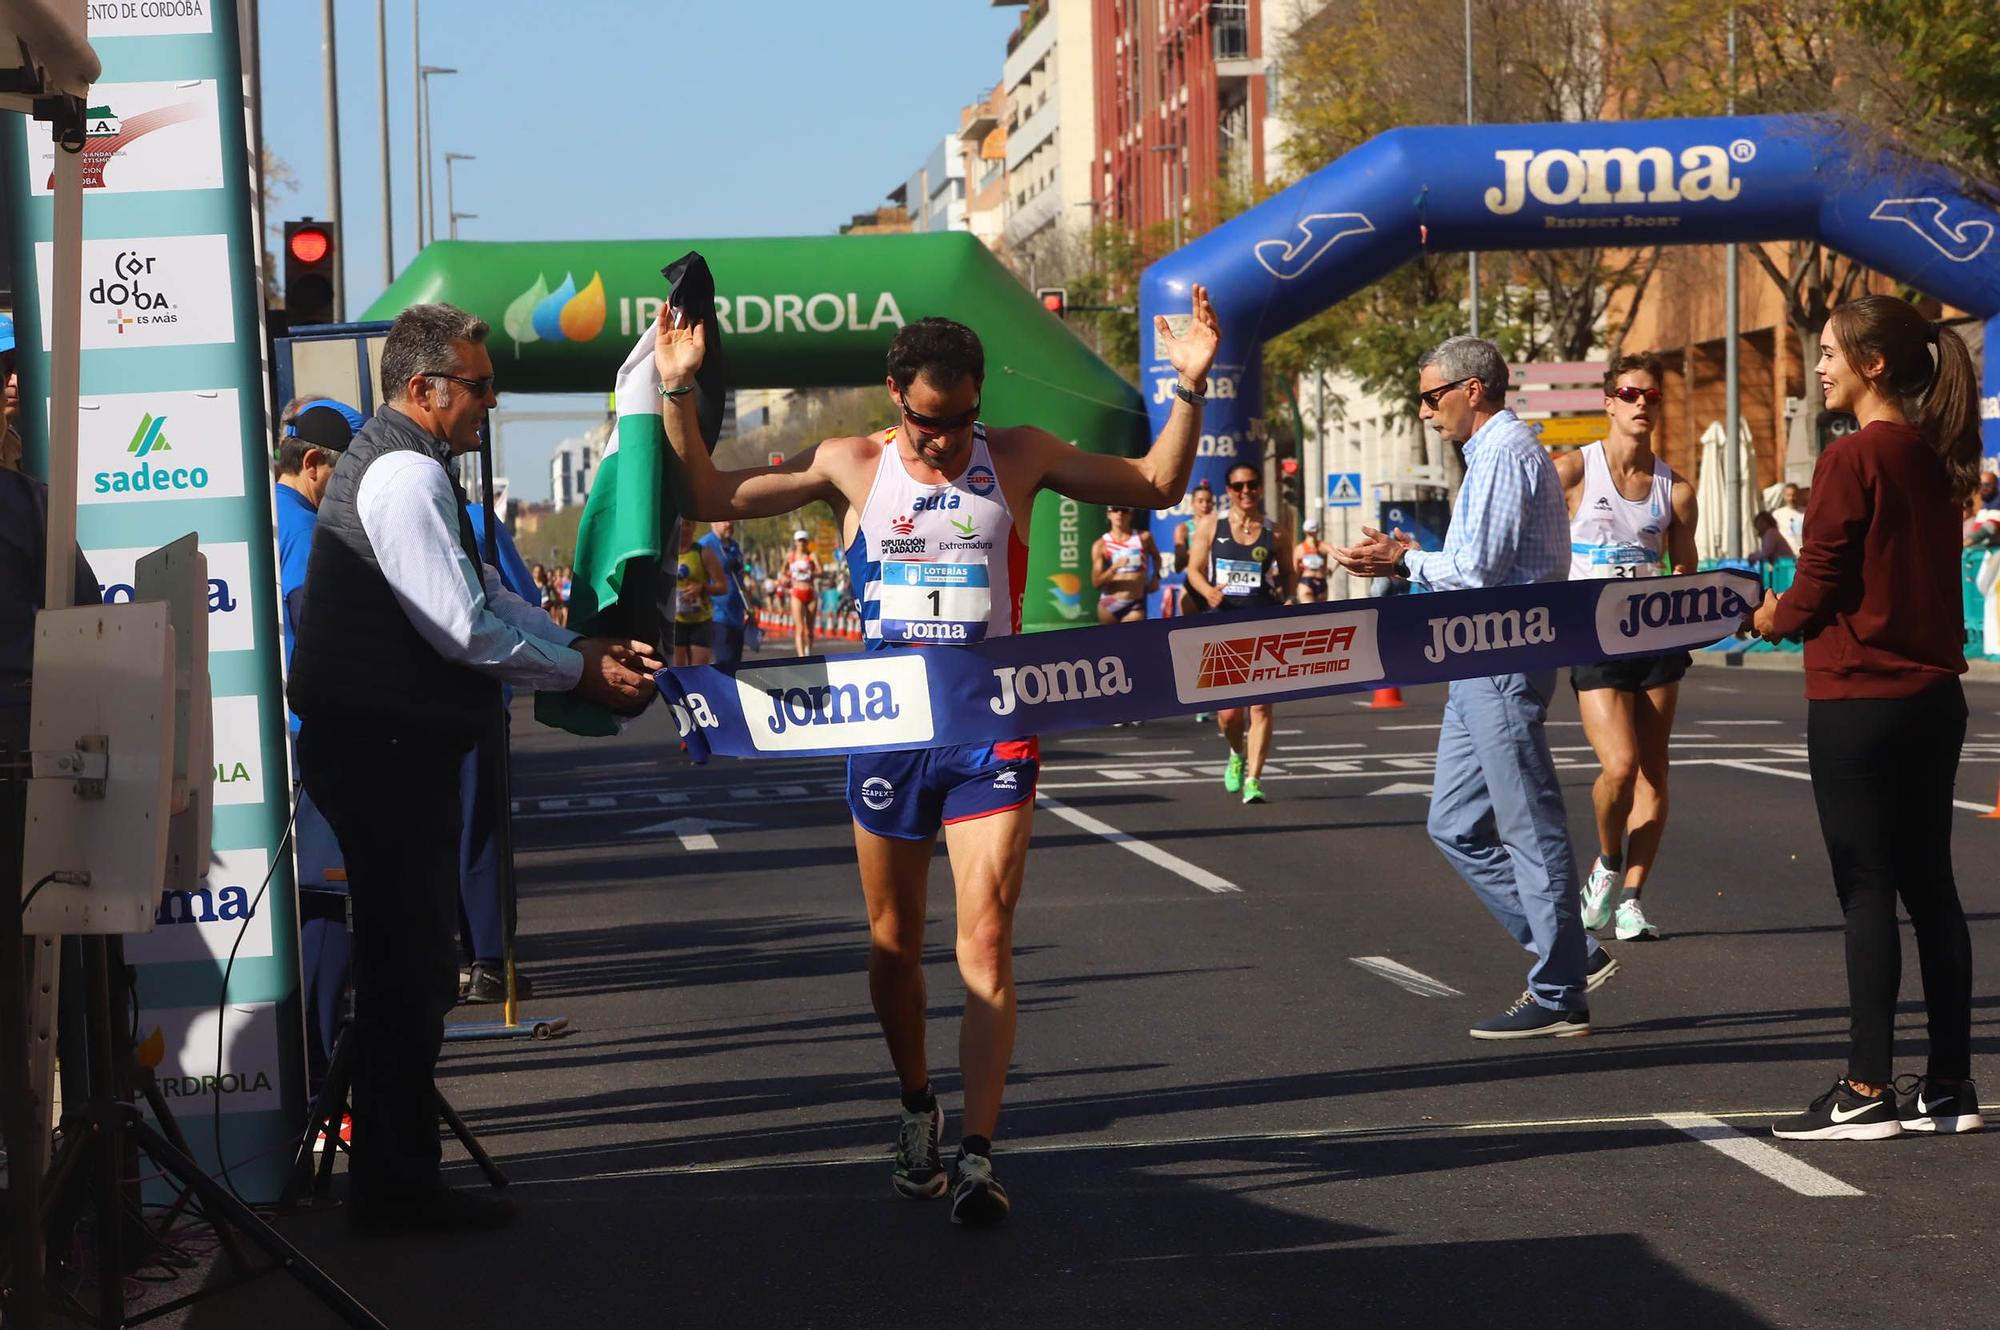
[1228,479,1261,492]
[1418,376,1475,410]
[897,396,980,433]
[1610,385,1663,404]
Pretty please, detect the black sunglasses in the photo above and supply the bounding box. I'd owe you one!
[428,372,496,397]
[1228,479,1261,492]
[1418,376,1475,410]
[898,395,980,433]
[1609,385,1663,404]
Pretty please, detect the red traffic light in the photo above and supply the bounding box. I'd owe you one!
[1035,286,1067,318]
[289,227,330,265]
[1280,458,1301,476]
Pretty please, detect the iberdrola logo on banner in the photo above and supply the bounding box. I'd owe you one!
[502,271,607,350]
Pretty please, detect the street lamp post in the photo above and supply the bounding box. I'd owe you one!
[445,152,473,240]
[450,211,478,240]
[377,0,392,283]
[419,64,456,249]
[321,0,345,319]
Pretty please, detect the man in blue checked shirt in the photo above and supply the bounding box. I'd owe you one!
[1333,335,1617,1040]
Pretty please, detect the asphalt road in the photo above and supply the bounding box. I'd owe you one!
[159,658,2000,1329]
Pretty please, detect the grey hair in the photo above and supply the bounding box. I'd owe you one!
[1418,335,1510,408]
[379,302,489,404]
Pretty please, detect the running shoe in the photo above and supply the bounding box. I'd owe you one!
[1468,991,1590,1040]
[1771,1081,1902,1141]
[1894,1076,1984,1134]
[892,1101,948,1199]
[949,1150,1010,1227]
[1223,751,1245,794]
[1585,947,1620,992]
[1241,777,1266,805]
[1580,858,1619,931]
[1613,898,1660,942]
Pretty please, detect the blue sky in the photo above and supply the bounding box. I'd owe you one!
[257,0,1022,500]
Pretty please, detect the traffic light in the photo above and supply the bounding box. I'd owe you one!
[1279,456,1304,524]
[283,218,337,326]
[1036,287,1067,319]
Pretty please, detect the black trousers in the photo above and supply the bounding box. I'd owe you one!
[1806,679,1971,1084]
[297,723,465,1198]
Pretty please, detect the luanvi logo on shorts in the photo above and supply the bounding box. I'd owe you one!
[735,656,935,753]
[1168,612,1384,704]
[1483,142,1752,216]
[1593,575,1756,654]
[1423,607,1557,664]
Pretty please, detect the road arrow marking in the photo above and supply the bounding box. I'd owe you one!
[1368,781,1433,797]
[1349,956,1462,997]
[625,816,753,850]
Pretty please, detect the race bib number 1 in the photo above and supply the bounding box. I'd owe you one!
[876,560,991,644]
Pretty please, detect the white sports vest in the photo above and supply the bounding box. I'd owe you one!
[1569,441,1674,580]
[1102,529,1148,579]
[848,425,1025,646]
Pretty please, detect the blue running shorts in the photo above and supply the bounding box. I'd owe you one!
[847,738,1040,840]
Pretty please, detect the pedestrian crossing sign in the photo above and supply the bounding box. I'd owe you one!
[1327,473,1363,507]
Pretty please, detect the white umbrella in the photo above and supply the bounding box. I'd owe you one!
[1693,419,1760,561]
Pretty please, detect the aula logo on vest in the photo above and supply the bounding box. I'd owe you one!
[1594,575,1756,654]
[734,655,936,753]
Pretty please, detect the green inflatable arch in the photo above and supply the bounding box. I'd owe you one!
[361,232,1145,630]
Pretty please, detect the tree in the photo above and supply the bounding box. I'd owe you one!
[1268,0,1669,412]
[1620,0,2000,454]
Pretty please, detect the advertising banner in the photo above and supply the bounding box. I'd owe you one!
[658,570,1761,762]
[1,0,305,1199]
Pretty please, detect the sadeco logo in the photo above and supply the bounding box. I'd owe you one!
[1596,577,1755,654]
[502,271,607,345]
[734,656,935,753]
[94,412,211,495]
[1168,612,1384,704]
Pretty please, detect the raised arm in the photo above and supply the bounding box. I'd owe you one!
[652,307,842,521]
[1031,284,1221,507]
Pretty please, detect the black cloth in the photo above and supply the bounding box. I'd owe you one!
[1806,677,1971,1083]
[288,405,500,748]
[296,724,463,1199]
[1207,519,1283,611]
[1569,651,1692,694]
[0,468,101,694]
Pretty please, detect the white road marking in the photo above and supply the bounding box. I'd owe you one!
[1349,955,1461,996]
[1654,1113,1862,1197]
[1715,759,1995,814]
[622,816,751,850]
[1377,723,1441,731]
[501,1105,1928,1186]
[1701,719,1783,726]
[1284,742,1366,752]
[1367,782,1433,798]
[1034,793,1242,894]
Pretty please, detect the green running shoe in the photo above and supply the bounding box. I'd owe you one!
[1241,777,1266,805]
[1224,751,1245,793]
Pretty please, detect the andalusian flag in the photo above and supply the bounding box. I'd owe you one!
[535,253,723,735]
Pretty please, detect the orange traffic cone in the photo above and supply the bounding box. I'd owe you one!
[1982,780,2000,819]
[1370,687,1406,709]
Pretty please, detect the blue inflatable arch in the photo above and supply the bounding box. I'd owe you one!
[1139,113,2000,543]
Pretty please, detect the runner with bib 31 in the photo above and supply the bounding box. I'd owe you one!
[650,289,1221,1226]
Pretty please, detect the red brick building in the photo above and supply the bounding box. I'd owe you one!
[1092,0,1267,237]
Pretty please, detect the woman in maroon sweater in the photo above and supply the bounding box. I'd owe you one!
[1750,295,1983,1141]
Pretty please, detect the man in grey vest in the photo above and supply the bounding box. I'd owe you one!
[290,303,658,1231]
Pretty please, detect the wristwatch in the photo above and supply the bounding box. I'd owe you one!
[1393,551,1411,580]
[1173,381,1204,406]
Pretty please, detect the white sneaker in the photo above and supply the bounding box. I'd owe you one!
[1614,898,1661,941]
[1580,859,1619,931]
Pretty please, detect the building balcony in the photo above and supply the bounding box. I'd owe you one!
[1005,94,1059,173]
[1003,4,1058,92]
[1003,183,1064,244]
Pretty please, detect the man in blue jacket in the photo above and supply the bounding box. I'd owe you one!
[696,518,748,665]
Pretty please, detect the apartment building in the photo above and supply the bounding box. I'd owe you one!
[1092,0,1267,236]
[996,0,1098,274]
